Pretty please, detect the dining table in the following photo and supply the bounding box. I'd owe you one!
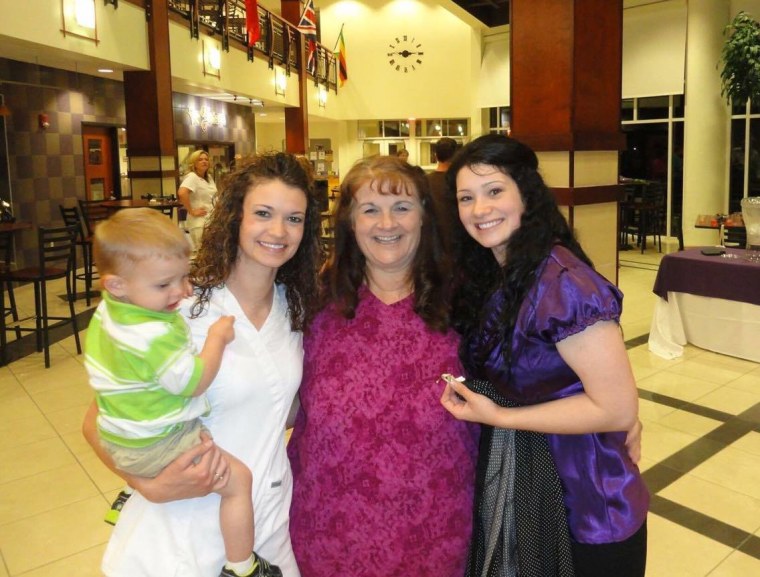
[100,198,183,212]
[648,247,760,362]
[0,221,33,233]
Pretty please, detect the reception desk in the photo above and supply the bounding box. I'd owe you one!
[648,248,760,362]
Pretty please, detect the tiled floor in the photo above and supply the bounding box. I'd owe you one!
[1,242,760,576]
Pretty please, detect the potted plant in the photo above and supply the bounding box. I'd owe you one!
[720,11,760,106]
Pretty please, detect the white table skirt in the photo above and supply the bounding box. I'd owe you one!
[648,292,760,363]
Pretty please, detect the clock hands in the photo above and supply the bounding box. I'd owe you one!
[395,50,423,58]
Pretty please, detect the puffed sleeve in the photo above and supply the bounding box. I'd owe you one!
[533,255,623,344]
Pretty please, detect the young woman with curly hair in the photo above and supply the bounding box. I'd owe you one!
[84,152,321,577]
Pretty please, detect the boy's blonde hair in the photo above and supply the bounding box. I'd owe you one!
[93,208,190,277]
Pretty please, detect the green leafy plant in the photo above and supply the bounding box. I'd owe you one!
[720,11,760,106]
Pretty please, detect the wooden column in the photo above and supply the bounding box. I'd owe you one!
[123,0,177,198]
[281,0,309,154]
[511,0,624,283]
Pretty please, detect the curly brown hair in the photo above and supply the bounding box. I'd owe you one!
[190,152,321,331]
[323,155,451,332]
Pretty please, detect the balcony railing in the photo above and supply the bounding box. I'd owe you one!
[167,0,337,91]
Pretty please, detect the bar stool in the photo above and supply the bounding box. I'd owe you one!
[59,205,96,305]
[0,225,82,368]
[0,230,21,341]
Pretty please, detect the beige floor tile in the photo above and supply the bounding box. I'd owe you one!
[0,496,111,575]
[654,409,723,438]
[730,431,760,458]
[0,463,101,525]
[688,350,759,373]
[665,359,750,386]
[17,356,89,396]
[638,398,677,422]
[690,445,760,500]
[44,403,91,436]
[646,513,734,577]
[25,380,94,415]
[14,543,106,577]
[641,420,701,464]
[7,347,73,380]
[0,556,8,577]
[0,437,77,484]
[76,451,124,494]
[61,430,93,457]
[708,550,760,577]
[0,411,58,449]
[637,370,723,403]
[636,455,657,472]
[692,386,760,416]
[0,386,44,424]
[658,474,760,533]
[724,370,760,393]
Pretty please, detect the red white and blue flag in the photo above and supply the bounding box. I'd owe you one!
[297,0,318,75]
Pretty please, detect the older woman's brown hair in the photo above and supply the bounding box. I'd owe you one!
[323,155,451,332]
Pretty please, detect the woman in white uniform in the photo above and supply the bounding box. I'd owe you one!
[178,150,218,250]
[83,152,321,577]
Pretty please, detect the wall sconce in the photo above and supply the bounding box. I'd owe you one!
[61,0,99,42]
[274,68,287,96]
[38,113,50,129]
[203,40,221,79]
[318,86,327,108]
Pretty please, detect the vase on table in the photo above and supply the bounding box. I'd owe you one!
[741,197,760,261]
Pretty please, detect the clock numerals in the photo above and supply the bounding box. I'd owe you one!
[388,36,423,72]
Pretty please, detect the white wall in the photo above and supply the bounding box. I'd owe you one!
[317,0,478,120]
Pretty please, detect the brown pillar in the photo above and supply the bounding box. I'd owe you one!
[281,0,309,154]
[511,0,623,282]
[123,0,177,198]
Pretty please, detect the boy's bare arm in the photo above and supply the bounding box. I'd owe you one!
[194,315,235,395]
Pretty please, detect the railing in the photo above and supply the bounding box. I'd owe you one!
[167,0,336,91]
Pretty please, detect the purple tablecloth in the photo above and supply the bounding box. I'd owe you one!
[653,248,760,307]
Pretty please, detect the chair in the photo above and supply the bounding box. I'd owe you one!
[78,199,109,237]
[723,226,747,248]
[637,182,664,252]
[0,225,82,368]
[0,231,21,341]
[59,205,97,306]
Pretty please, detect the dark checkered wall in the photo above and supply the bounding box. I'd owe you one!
[0,59,126,268]
[1,59,257,268]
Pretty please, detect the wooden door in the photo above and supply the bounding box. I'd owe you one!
[82,126,114,201]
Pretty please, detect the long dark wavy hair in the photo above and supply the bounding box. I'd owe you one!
[446,134,593,373]
[323,155,451,332]
[190,152,321,331]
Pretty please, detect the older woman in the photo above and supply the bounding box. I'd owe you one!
[178,149,218,250]
[287,156,478,576]
[83,152,321,577]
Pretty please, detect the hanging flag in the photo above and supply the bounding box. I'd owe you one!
[306,38,318,76]
[297,0,318,76]
[245,0,260,47]
[335,26,347,87]
[297,0,317,36]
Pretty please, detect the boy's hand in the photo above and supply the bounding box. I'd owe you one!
[209,315,235,344]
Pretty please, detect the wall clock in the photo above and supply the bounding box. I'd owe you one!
[387,35,424,73]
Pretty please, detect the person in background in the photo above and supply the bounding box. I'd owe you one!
[396,148,410,163]
[178,149,218,251]
[83,152,321,577]
[426,136,458,204]
[441,134,649,577]
[287,155,478,576]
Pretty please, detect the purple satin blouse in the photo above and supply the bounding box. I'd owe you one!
[467,245,649,544]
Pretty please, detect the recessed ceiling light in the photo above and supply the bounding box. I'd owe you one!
[98,68,114,73]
